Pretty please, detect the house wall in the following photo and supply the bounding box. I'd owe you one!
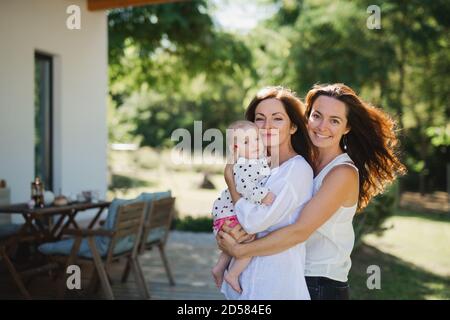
[0,0,108,223]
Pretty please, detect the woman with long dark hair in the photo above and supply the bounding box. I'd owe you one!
[218,83,406,300]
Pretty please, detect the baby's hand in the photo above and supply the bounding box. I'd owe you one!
[261,192,275,205]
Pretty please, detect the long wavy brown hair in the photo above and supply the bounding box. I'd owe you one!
[305,83,407,211]
[245,86,316,167]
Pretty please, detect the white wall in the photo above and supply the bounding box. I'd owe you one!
[0,0,108,222]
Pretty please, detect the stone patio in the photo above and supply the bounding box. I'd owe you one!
[134,231,225,300]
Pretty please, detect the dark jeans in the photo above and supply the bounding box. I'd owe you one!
[306,276,350,300]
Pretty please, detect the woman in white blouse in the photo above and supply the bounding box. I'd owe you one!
[220,86,316,299]
[219,83,406,300]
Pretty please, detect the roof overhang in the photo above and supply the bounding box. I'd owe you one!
[87,0,187,11]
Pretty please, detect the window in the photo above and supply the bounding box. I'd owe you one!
[34,53,53,191]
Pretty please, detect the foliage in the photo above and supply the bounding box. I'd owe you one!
[172,215,213,232]
[264,0,449,192]
[426,125,450,147]
[262,0,449,237]
[353,184,397,248]
[107,0,449,240]
[108,1,254,147]
[109,174,156,190]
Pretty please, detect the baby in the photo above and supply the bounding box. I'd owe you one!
[211,120,276,293]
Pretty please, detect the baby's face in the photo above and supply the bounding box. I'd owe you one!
[233,128,264,159]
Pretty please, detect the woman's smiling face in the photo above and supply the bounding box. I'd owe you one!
[307,95,350,150]
[254,98,297,149]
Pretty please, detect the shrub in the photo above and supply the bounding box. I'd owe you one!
[172,215,213,233]
[353,183,398,248]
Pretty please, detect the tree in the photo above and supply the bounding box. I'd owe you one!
[107,1,255,147]
[259,0,449,241]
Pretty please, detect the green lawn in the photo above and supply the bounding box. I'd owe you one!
[108,148,227,218]
[349,210,450,300]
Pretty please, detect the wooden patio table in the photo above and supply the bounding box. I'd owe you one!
[0,200,111,298]
[0,201,111,240]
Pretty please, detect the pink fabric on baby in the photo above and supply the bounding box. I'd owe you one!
[213,215,239,232]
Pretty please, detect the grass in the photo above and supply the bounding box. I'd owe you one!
[349,244,450,300]
[170,208,450,299]
[108,148,227,218]
[110,174,157,189]
[349,209,450,299]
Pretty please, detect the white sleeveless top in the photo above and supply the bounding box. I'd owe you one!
[304,153,358,282]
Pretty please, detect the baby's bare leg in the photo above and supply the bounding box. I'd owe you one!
[212,252,232,288]
[224,257,251,293]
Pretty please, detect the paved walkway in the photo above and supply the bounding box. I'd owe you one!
[133,231,225,300]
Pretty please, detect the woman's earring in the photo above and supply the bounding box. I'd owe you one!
[343,135,348,151]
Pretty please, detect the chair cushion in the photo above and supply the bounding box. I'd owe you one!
[38,232,140,258]
[139,190,172,218]
[105,197,143,230]
[38,236,109,258]
[38,191,171,258]
[39,197,142,258]
[146,226,167,244]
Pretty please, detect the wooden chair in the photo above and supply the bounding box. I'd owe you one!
[43,201,149,299]
[121,197,176,286]
[0,224,60,299]
[0,228,31,299]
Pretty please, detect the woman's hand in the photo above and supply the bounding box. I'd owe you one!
[217,228,254,259]
[216,231,240,257]
[222,221,255,243]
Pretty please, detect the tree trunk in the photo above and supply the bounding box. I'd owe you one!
[447,163,450,197]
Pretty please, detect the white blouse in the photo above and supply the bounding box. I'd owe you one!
[305,153,359,282]
[221,155,314,300]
